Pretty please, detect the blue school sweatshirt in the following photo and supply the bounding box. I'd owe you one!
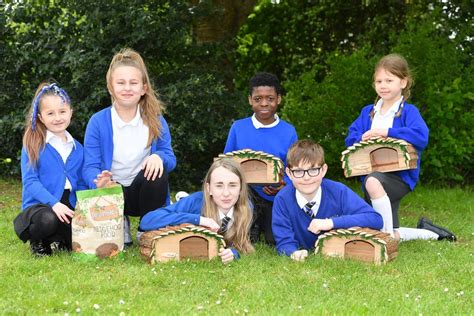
[140,191,240,259]
[21,140,86,210]
[224,117,298,201]
[82,106,176,189]
[272,179,383,256]
[345,103,429,190]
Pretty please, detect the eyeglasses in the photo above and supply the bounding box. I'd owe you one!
[289,167,322,178]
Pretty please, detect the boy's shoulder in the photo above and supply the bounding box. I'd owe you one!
[276,182,296,200]
[321,179,360,199]
[277,118,296,130]
[231,116,253,127]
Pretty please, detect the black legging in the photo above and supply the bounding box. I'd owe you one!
[122,169,169,218]
[29,207,72,245]
[28,190,72,244]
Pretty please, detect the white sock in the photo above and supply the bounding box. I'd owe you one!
[396,227,438,241]
[371,194,393,235]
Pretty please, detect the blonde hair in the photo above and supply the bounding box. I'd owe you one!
[202,159,254,254]
[371,53,413,119]
[23,81,71,166]
[106,48,163,147]
[287,139,325,169]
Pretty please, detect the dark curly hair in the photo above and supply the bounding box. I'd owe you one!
[248,72,282,96]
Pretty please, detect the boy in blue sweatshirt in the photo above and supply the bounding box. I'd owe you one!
[224,72,298,244]
[272,140,383,261]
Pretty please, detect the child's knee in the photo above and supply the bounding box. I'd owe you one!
[365,175,385,197]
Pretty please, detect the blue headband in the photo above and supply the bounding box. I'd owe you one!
[31,83,71,131]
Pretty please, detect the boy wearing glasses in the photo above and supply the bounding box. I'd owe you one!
[272,140,383,261]
[224,72,298,245]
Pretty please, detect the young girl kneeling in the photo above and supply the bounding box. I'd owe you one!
[140,159,254,264]
[14,82,86,256]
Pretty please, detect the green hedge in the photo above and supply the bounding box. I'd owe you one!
[281,7,473,184]
[0,1,248,190]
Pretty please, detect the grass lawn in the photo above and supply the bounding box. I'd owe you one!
[0,178,472,315]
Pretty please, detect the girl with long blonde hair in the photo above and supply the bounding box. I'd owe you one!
[83,48,176,246]
[140,159,254,263]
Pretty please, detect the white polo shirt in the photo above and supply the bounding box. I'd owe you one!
[110,105,150,187]
[371,96,404,129]
[251,114,280,129]
[46,130,75,190]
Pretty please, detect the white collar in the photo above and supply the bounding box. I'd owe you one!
[111,104,141,128]
[219,207,234,220]
[374,96,403,116]
[251,113,280,129]
[295,186,322,210]
[45,130,75,147]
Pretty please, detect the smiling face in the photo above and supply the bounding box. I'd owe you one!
[110,65,146,109]
[248,86,281,125]
[286,161,327,201]
[38,95,72,139]
[374,68,407,106]
[206,166,241,213]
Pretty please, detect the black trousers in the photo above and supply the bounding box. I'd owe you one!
[364,171,411,228]
[249,188,275,245]
[122,169,169,218]
[14,190,72,246]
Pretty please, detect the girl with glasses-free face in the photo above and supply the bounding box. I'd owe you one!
[286,162,328,201]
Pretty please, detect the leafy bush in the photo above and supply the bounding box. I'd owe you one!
[0,1,248,188]
[281,5,473,184]
[282,49,377,180]
[161,73,248,191]
[391,7,473,183]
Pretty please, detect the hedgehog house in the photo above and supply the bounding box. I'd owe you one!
[315,227,398,265]
[341,137,418,177]
[216,149,284,185]
[139,224,226,264]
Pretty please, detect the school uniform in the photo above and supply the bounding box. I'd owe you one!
[83,106,176,215]
[140,191,240,259]
[272,179,383,256]
[345,100,429,229]
[14,131,86,244]
[345,101,429,191]
[224,114,298,244]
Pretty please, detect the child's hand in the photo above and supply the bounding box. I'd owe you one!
[219,247,234,264]
[52,202,75,224]
[199,216,220,232]
[94,170,114,188]
[362,128,388,140]
[290,249,308,262]
[142,154,164,181]
[308,218,334,235]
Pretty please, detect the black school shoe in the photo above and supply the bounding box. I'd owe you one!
[417,217,457,242]
[50,241,72,252]
[30,240,52,257]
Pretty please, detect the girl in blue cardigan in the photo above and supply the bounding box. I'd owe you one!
[140,159,254,264]
[14,82,86,256]
[345,54,455,242]
[83,48,176,246]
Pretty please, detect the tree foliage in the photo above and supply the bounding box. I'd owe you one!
[1,0,472,186]
[237,0,473,184]
[0,0,248,189]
